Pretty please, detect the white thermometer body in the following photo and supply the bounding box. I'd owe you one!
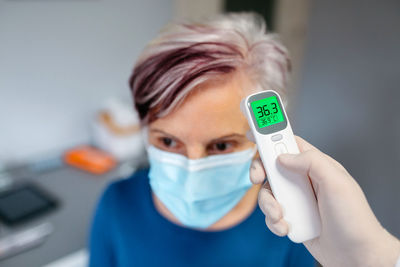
[242,90,321,243]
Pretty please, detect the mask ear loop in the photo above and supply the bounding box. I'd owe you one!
[250,145,258,160]
[141,126,150,148]
[139,126,152,169]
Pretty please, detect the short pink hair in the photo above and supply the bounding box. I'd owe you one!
[129,13,291,124]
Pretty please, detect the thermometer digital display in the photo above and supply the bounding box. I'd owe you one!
[241,90,321,243]
[250,96,285,128]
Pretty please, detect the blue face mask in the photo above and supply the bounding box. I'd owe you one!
[147,145,256,229]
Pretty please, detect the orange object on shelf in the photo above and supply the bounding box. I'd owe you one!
[64,146,116,174]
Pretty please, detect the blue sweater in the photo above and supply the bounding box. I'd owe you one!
[89,169,315,267]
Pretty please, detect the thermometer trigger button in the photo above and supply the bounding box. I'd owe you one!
[271,134,283,142]
[275,142,288,156]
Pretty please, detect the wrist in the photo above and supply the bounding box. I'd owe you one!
[387,230,400,267]
[364,228,400,267]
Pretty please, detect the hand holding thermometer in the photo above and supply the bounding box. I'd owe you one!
[241,90,321,243]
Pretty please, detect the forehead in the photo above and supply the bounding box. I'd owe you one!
[150,74,251,141]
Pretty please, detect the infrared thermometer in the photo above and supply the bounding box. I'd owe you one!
[241,90,321,243]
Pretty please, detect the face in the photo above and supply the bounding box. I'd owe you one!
[148,73,255,159]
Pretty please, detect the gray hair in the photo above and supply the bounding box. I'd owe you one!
[130,12,291,124]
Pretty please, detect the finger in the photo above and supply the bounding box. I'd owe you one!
[265,217,289,237]
[277,152,313,175]
[295,135,346,171]
[294,135,318,152]
[246,130,255,143]
[258,185,283,224]
[277,150,339,185]
[250,158,266,184]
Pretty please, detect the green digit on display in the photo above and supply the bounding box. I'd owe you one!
[256,106,263,118]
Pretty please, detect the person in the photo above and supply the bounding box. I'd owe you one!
[89,13,315,266]
[250,135,400,266]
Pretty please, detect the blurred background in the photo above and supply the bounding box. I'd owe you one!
[0,0,399,266]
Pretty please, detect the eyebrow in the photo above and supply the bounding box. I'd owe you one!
[150,128,183,143]
[150,128,245,143]
[208,134,246,143]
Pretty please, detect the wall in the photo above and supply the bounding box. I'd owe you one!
[274,0,310,110]
[0,0,172,163]
[174,0,223,20]
[295,0,400,236]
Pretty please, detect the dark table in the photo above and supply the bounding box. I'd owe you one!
[0,163,125,267]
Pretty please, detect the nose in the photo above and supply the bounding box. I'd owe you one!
[186,145,207,159]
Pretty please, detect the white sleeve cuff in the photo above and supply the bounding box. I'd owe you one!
[395,254,400,267]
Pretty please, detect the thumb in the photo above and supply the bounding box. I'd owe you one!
[277,150,330,187]
[277,153,309,174]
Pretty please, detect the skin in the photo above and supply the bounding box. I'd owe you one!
[148,73,261,231]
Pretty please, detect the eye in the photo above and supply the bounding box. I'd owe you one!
[216,143,227,151]
[161,137,176,148]
[208,142,234,154]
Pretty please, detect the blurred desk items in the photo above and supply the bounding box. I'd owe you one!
[0,179,58,261]
[43,249,87,267]
[0,223,53,261]
[64,146,116,175]
[0,162,123,267]
[92,98,145,163]
[0,99,147,267]
[0,182,59,227]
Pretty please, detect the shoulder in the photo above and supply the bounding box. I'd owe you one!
[97,168,150,213]
[107,168,149,194]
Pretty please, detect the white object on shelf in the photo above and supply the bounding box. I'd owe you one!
[92,98,145,163]
[43,249,88,267]
[0,223,54,260]
[104,99,139,127]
